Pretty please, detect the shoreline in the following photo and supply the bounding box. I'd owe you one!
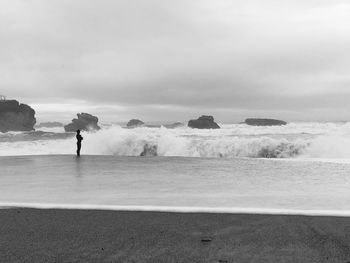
[3,203,350,218]
[1,208,350,262]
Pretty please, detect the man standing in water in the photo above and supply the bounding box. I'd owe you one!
[76,130,83,157]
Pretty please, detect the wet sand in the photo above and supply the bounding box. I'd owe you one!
[1,208,350,262]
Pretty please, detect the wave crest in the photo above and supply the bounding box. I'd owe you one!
[2,123,350,159]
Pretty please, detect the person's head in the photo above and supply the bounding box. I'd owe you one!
[76,130,80,134]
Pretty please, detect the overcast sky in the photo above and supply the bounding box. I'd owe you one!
[1,0,350,123]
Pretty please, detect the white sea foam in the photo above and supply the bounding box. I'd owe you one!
[1,122,350,160]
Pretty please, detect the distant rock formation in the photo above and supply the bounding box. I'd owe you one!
[140,144,158,156]
[164,122,184,129]
[188,115,220,129]
[64,113,101,132]
[36,122,63,128]
[245,118,287,126]
[127,119,144,128]
[0,100,36,133]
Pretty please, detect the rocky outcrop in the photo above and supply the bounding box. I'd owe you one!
[64,113,100,132]
[36,122,63,128]
[127,119,144,128]
[245,118,287,126]
[164,122,184,129]
[188,115,220,129]
[0,100,36,133]
[140,144,158,156]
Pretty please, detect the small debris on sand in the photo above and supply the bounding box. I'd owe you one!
[201,237,213,243]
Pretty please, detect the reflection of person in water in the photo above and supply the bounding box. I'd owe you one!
[76,130,83,157]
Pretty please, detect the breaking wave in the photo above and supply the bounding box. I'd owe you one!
[1,122,350,159]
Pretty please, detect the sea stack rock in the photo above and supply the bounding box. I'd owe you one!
[127,119,144,128]
[245,118,287,126]
[64,113,101,132]
[0,100,36,133]
[188,115,220,129]
[164,122,184,129]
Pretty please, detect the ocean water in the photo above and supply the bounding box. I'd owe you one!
[1,122,350,215]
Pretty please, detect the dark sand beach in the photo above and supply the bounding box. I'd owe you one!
[1,209,350,262]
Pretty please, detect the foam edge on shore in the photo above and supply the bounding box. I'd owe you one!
[1,202,350,217]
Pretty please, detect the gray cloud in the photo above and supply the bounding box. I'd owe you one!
[1,0,350,122]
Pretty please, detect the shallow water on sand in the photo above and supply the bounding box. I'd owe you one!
[1,155,350,215]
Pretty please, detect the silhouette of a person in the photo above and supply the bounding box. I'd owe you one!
[76,130,83,157]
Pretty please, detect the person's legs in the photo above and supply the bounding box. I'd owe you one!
[77,143,81,156]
